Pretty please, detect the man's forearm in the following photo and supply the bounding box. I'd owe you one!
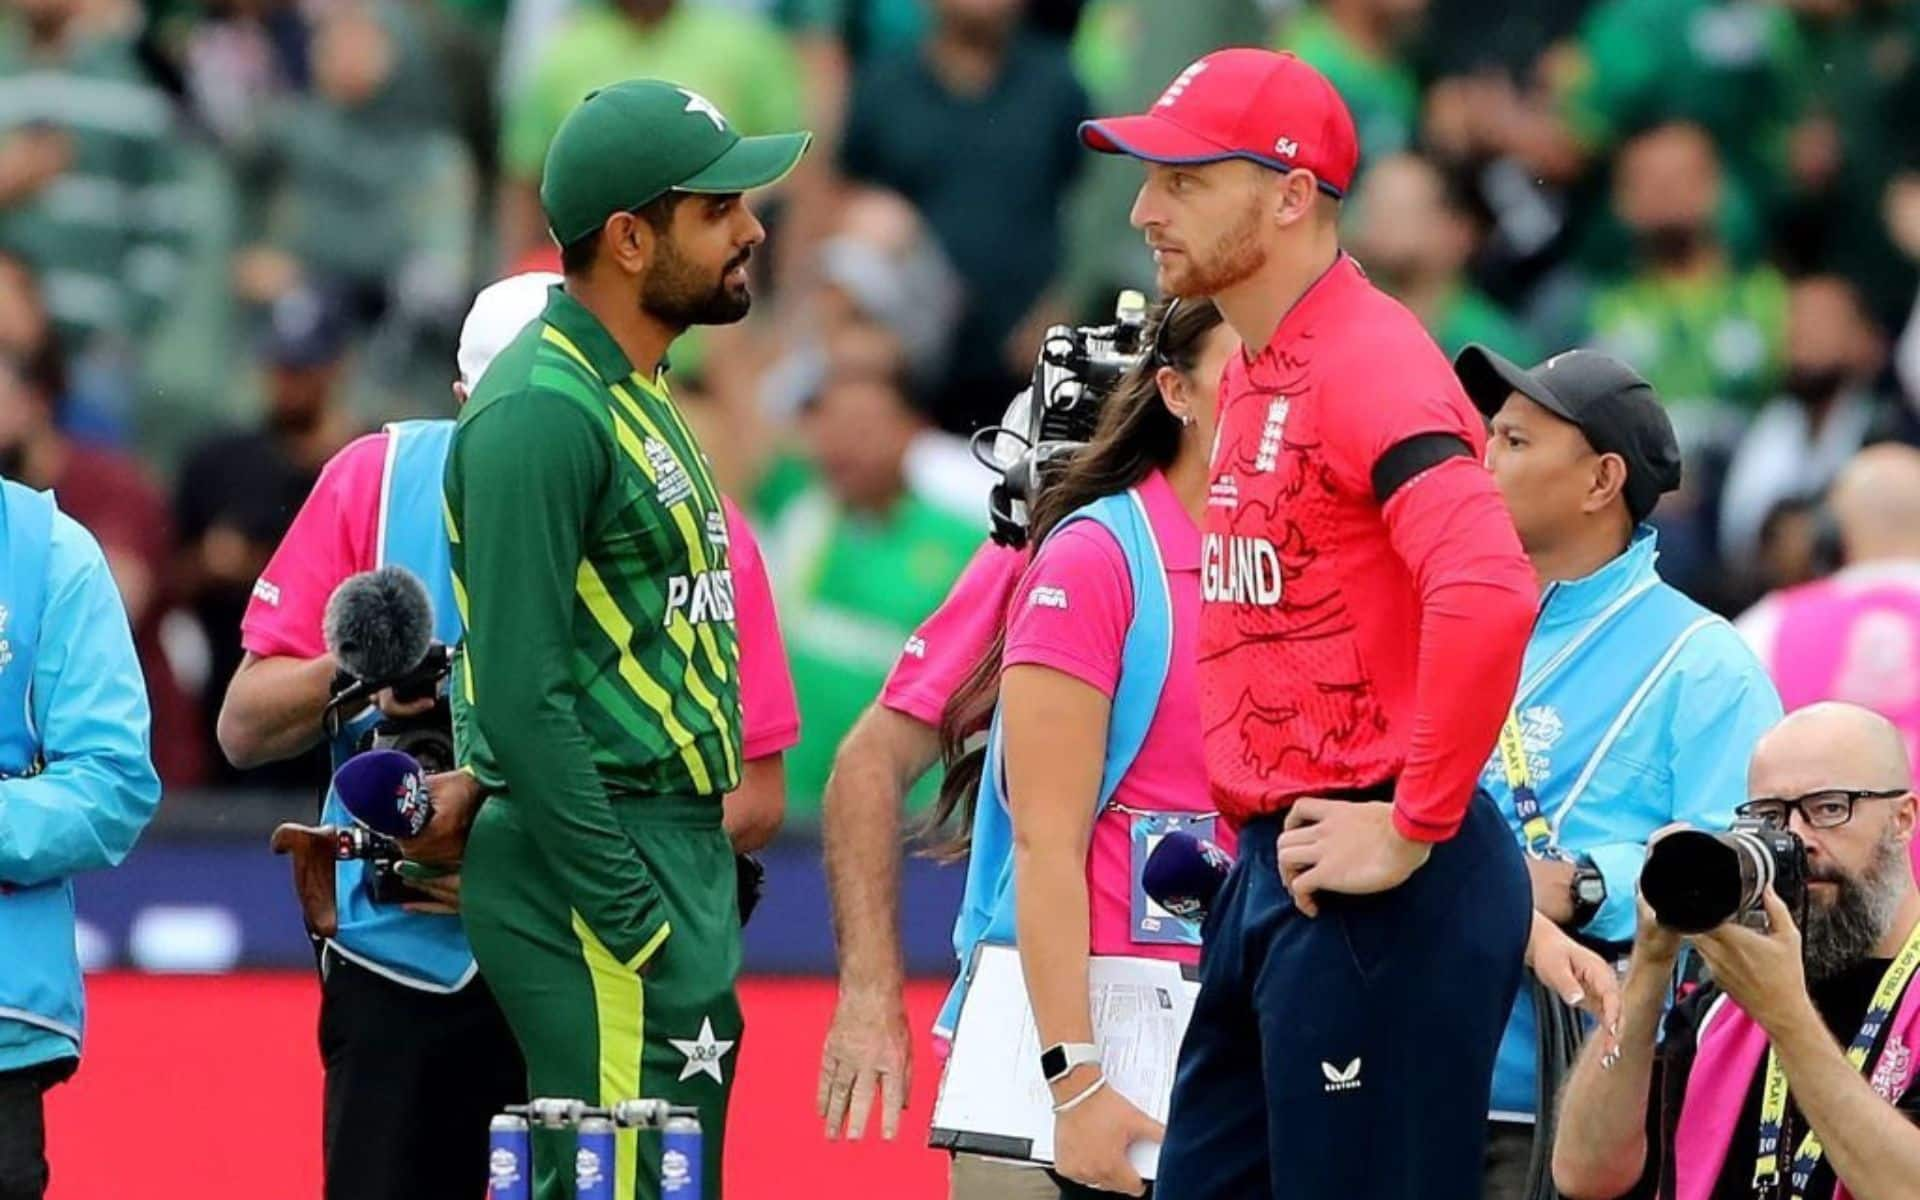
[1553,951,1673,1199]
[1773,999,1920,1200]
[217,653,342,768]
[822,705,937,989]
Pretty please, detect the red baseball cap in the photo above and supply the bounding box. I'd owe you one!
[1079,48,1360,197]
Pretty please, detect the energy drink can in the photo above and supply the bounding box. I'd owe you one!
[487,1113,531,1200]
[660,1113,703,1197]
[575,1114,616,1200]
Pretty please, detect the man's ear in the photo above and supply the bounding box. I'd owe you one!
[1272,170,1321,229]
[604,212,655,276]
[1587,452,1629,515]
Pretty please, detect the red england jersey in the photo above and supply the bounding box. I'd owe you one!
[1199,254,1534,837]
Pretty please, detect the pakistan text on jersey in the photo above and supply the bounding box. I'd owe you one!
[1202,534,1283,606]
[664,570,736,626]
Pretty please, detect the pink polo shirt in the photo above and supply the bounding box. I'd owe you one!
[880,537,1027,726]
[241,432,799,759]
[1000,470,1227,962]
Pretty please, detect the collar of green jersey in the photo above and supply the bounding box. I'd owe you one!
[539,284,672,395]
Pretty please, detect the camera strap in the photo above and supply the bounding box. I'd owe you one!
[1751,916,1920,1197]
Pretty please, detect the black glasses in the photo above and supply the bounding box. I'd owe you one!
[1737,788,1909,831]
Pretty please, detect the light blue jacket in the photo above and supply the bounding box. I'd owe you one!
[1483,526,1781,1119]
[321,419,475,991]
[0,481,161,1072]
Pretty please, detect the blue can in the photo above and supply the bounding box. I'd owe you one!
[575,1115,616,1200]
[487,1113,531,1200]
[660,1114,703,1197]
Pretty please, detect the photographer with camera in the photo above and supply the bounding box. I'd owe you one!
[1456,345,1785,1197]
[1553,702,1920,1200]
[220,270,802,1200]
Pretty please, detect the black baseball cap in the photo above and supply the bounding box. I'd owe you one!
[1455,344,1682,524]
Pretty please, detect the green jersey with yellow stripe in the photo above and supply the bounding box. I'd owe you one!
[445,284,740,967]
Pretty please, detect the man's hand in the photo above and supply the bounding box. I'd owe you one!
[1051,1074,1161,1197]
[395,771,483,866]
[817,982,912,1140]
[1527,910,1622,1053]
[1528,856,1578,926]
[397,862,460,914]
[1691,889,1817,1035]
[1277,800,1432,917]
[375,688,438,721]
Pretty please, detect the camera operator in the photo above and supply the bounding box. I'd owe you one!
[1554,702,1920,1200]
[219,271,802,1199]
[1457,345,1784,1196]
[817,296,1149,1145]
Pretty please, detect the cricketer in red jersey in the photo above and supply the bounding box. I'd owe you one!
[1083,48,1539,1198]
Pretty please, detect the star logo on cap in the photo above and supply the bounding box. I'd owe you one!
[670,1017,736,1084]
[678,88,727,132]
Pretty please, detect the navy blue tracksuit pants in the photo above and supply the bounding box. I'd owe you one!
[1155,792,1530,1200]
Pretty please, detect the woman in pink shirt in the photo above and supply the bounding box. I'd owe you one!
[925,299,1238,1200]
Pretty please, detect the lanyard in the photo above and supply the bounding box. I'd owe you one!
[1494,577,1658,860]
[1496,712,1557,859]
[1752,917,1920,1197]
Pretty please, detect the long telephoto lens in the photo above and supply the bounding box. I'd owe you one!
[1640,829,1774,933]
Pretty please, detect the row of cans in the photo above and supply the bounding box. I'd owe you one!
[489,1100,702,1199]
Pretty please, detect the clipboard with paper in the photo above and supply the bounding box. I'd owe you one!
[929,943,1200,1180]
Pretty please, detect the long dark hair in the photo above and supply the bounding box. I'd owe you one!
[918,297,1225,861]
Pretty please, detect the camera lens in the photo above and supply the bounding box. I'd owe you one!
[1641,830,1772,933]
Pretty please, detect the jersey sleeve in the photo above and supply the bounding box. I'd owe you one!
[1318,339,1483,501]
[880,539,1026,725]
[1001,522,1131,699]
[239,433,388,660]
[724,498,800,760]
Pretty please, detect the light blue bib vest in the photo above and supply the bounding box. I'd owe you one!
[936,489,1174,1037]
[322,420,476,991]
[0,481,81,1055]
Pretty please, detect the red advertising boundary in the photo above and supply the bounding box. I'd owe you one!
[45,973,952,1198]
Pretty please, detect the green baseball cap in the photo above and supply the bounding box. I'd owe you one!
[540,78,813,248]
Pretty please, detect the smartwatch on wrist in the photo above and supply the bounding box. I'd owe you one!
[1040,1042,1100,1085]
[1569,855,1607,929]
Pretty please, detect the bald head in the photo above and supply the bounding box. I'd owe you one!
[1750,703,1911,802]
[1830,444,1920,564]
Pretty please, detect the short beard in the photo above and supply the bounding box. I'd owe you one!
[1167,196,1269,299]
[642,237,752,329]
[1804,830,1909,981]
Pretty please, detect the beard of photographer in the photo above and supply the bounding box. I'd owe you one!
[920,298,1239,1199]
[1553,702,1920,1200]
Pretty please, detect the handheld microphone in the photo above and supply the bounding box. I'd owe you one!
[1143,830,1234,923]
[324,566,436,685]
[333,748,434,840]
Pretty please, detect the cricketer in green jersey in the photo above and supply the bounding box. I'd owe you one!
[443,79,809,1200]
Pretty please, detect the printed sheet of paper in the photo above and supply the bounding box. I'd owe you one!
[930,945,1198,1179]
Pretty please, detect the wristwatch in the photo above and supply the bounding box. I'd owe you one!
[1040,1042,1100,1085]
[1569,856,1607,929]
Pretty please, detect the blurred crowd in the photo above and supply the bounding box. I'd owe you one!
[1,0,1917,823]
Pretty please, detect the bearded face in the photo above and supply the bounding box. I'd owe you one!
[1804,825,1909,980]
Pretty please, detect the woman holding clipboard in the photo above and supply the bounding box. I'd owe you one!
[924,298,1237,1199]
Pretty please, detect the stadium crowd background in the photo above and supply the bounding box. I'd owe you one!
[5,0,1920,1193]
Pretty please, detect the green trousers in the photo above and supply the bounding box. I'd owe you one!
[463,792,741,1200]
